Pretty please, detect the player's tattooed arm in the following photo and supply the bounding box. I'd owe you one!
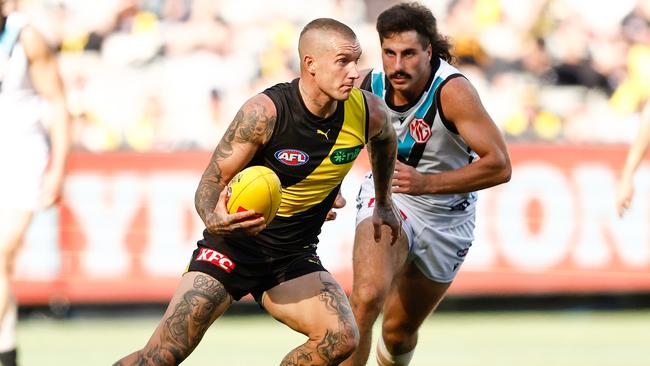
[195,94,277,224]
[363,91,401,244]
[364,92,397,206]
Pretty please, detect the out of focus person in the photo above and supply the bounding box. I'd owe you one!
[617,101,650,217]
[0,1,70,365]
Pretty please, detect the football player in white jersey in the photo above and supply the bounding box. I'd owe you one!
[0,1,70,365]
[341,3,511,366]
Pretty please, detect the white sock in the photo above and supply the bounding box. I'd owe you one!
[376,336,414,366]
[0,298,17,353]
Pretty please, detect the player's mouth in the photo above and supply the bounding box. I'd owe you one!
[390,72,411,83]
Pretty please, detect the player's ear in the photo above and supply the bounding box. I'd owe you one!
[304,55,316,74]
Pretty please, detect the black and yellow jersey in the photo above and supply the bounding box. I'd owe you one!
[202,78,369,255]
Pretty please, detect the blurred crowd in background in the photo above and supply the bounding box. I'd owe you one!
[15,0,650,151]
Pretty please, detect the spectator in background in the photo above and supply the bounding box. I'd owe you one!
[0,1,70,365]
[617,102,650,217]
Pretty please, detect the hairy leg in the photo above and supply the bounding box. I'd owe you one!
[381,263,451,359]
[113,272,232,366]
[263,271,359,366]
[341,219,408,366]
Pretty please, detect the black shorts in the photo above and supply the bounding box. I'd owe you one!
[187,235,327,302]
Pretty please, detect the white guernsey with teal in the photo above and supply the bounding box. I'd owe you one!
[355,58,477,283]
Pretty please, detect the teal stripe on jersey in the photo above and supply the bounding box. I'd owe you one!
[371,72,384,98]
[397,127,416,158]
[0,24,21,55]
[398,76,443,159]
[414,76,443,118]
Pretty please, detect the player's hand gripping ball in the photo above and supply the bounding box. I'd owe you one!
[226,166,282,224]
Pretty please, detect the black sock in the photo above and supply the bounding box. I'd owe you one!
[0,349,17,366]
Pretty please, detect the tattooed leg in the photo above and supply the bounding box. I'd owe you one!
[113,272,232,366]
[264,272,359,366]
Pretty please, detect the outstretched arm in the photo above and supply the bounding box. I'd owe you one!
[617,101,650,217]
[364,91,400,244]
[392,76,511,195]
[22,26,71,208]
[195,93,276,236]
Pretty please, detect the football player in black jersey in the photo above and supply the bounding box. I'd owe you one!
[114,18,400,366]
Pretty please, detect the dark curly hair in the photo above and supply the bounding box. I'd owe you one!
[376,2,453,64]
[0,1,5,34]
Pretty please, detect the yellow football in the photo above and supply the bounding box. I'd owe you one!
[226,165,282,224]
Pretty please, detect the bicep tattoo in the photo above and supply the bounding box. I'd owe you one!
[195,102,276,219]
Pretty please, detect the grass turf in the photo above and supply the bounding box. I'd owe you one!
[17,310,650,365]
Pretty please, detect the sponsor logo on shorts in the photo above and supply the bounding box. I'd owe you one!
[275,149,309,166]
[306,255,321,266]
[196,248,235,273]
[457,248,469,258]
[449,199,470,211]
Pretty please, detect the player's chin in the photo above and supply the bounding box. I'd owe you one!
[336,86,353,100]
[333,92,350,101]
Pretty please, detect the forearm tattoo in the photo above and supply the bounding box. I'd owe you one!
[369,116,397,203]
[195,103,276,221]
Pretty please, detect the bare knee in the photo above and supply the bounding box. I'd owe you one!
[350,282,389,315]
[382,319,418,354]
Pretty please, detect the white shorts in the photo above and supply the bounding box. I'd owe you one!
[355,173,475,283]
[0,133,48,211]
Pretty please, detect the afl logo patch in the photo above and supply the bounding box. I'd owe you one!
[409,118,432,144]
[275,149,309,166]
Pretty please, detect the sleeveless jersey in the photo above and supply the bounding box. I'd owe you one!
[202,78,368,255]
[0,12,46,138]
[360,58,477,213]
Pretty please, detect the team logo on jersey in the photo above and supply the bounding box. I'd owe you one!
[275,149,309,166]
[330,144,363,165]
[409,118,432,143]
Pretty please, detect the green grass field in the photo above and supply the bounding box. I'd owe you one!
[18,310,650,365]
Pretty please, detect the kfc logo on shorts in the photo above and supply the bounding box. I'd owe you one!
[409,118,432,143]
[196,248,235,273]
[275,149,309,166]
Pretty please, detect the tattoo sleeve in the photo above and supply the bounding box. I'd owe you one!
[369,109,397,206]
[194,101,276,223]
